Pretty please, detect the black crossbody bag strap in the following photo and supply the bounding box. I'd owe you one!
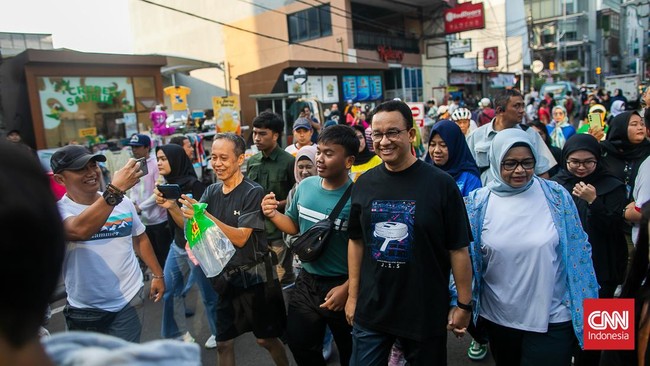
[328,183,353,221]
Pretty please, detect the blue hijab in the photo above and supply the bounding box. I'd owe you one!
[425,120,480,180]
[486,128,538,197]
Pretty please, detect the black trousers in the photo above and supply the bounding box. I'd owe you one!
[287,270,352,366]
[145,221,172,269]
[484,317,575,366]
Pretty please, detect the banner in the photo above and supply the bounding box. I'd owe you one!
[321,76,339,103]
[369,76,383,100]
[212,96,241,135]
[444,2,485,34]
[342,76,357,101]
[356,76,370,101]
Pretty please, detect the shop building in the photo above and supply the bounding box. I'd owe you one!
[1,49,166,150]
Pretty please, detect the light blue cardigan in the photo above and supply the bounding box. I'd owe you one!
[462,176,599,348]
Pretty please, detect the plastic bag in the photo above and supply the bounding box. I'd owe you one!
[185,203,235,277]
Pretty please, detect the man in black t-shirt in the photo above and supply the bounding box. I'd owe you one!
[178,133,289,366]
[345,100,474,365]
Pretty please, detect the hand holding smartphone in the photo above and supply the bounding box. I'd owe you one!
[588,112,603,132]
[136,157,148,176]
[157,184,182,199]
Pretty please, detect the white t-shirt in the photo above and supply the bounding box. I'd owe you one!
[58,194,145,311]
[479,180,571,332]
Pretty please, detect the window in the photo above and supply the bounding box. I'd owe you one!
[288,4,332,43]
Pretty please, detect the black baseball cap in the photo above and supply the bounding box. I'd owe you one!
[50,145,106,174]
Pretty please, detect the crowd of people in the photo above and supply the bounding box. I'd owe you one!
[4,82,650,366]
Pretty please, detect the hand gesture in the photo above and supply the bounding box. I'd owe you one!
[447,307,470,338]
[179,194,198,219]
[345,297,357,326]
[588,126,605,141]
[111,158,143,192]
[319,284,348,312]
[261,193,279,218]
[572,181,597,204]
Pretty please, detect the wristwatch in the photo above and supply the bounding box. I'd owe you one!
[456,300,474,312]
[103,184,125,206]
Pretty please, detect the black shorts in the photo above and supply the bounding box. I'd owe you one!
[216,281,286,342]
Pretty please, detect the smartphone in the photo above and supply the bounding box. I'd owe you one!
[157,184,182,199]
[136,157,148,176]
[588,112,603,131]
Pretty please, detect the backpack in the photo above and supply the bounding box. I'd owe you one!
[564,97,574,116]
[478,108,495,126]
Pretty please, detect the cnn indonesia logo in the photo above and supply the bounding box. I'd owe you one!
[583,299,635,350]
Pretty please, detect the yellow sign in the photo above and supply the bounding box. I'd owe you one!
[78,127,97,137]
[212,96,241,135]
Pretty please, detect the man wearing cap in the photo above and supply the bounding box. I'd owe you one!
[285,118,314,156]
[51,145,165,343]
[246,111,297,286]
[127,134,171,269]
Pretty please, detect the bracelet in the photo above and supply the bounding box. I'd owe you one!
[457,300,473,312]
[107,183,125,196]
[152,274,164,279]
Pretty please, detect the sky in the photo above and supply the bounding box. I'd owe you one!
[0,0,135,53]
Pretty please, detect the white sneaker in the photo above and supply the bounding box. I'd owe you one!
[179,331,195,343]
[205,335,217,349]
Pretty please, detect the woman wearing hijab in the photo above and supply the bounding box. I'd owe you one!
[154,144,218,347]
[462,129,598,365]
[425,120,481,197]
[547,105,576,149]
[553,134,627,365]
[350,124,382,182]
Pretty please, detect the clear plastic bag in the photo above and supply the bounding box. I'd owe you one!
[185,203,236,277]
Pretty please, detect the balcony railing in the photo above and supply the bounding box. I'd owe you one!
[353,30,420,54]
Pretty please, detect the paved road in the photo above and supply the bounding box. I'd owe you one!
[47,279,495,366]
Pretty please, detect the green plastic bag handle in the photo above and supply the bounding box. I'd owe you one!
[185,203,216,248]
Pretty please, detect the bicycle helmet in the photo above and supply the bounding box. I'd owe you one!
[451,108,472,121]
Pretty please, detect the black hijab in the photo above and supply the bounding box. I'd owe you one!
[601,111,650,161]
[156,144,198,191]
[553,134,623,195]
[351,124,376,165]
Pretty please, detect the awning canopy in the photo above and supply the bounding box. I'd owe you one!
[159,54,224,75]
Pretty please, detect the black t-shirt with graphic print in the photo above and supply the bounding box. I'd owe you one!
[348,159,472,341]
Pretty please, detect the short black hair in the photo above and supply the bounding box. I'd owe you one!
[369,100,413,130]
[214,132,246,156]
[0,141,64,347]
[252,111,284,139]
[169,135,189,146]
[494,89,523,112]
[318,124,359,159]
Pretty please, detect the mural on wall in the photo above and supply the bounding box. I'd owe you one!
[38,77,135,129]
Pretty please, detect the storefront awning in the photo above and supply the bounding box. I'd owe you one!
[160,54,224,75]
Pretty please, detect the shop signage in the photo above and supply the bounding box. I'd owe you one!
[321,76,339,103]
[212,96,241,135]
[357,76,370,101]
[448,39,472,55]
[37,77,135,129]
[78,127,97,137]
[342,76,357,101]
[449,72,480,85]
[444,2,485,34]
[489,73,516,88]
[377,45,404,63]
[369,76,383,100]
[484,47,498,68]
[293,67,308,85]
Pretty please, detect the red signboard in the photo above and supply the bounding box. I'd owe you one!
[377,45,404,63]
[444,2,485,34]
[483,47,498,68]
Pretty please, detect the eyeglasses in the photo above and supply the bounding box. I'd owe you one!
[501,159,535,171]
[371,129,408,142]
[567,160,597,169]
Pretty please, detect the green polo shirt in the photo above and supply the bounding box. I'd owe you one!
[246,145,296,240]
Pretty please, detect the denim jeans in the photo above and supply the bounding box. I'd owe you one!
[161,243,218,338]
[64,287,145,343]
[350,323,447,366]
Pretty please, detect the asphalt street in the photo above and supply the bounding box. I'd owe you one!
[46,278,495,366]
